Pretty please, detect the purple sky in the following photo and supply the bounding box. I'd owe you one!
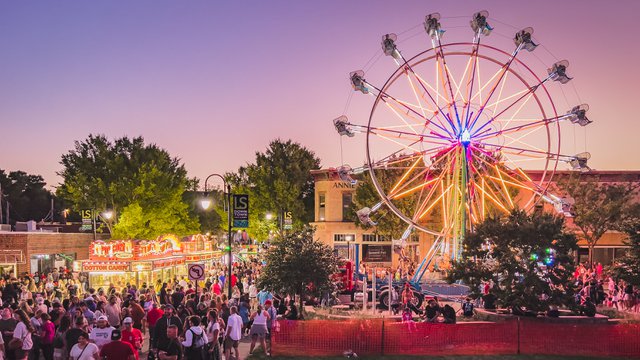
[1,0,639,189]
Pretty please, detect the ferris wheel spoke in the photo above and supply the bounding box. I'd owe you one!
[468,43,524,127]
[431,36,463,131]
[476,115,562,142]
[372,82,454,137]
[367,125,452,144]
[468,160,511,214]
[370,146,445,170]
[462,36,483,129]
[389,146,456,198]
[471,151,546,197]
[397,58,458,136]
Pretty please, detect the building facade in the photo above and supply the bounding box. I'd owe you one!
[311,169,640,270]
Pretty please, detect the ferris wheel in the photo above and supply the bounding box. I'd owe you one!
[334,11,592,273]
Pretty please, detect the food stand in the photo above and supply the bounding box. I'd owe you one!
[75,234,216,290]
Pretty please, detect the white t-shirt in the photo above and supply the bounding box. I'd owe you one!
[89,326,114,348]
[226,314,243,341]
[13,322,33,350]
[206,321,220,343]
[70,343,99,360]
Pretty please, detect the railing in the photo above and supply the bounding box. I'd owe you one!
[272,319,640,358]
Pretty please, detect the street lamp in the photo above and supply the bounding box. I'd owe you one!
[102,210,114,220]
[201,173,233,299]
[265,212,273,221]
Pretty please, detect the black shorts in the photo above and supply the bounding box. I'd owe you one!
[223,337,239,350]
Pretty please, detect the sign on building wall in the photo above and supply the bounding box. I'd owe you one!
[362,244,392,262]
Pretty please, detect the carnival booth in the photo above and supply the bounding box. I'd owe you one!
[75,234,216,289]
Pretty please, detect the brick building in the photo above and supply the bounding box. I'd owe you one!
[311,169,640,270]
[0,232,97,276]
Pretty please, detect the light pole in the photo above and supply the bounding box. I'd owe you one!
[200,173,233,299]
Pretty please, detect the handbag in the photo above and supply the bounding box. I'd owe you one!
[8,338,23,351]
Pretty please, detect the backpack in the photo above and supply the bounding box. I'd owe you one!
[185,329,206,360]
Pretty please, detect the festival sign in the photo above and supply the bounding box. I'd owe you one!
[82,262,130,272]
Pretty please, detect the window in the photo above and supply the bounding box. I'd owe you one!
[334,234,356,242]
[342,192,354,221]
[362,234,377,242]
[318,192,326,221]
[378,235,392,242]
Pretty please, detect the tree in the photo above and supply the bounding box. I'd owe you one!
[257,226,340,311]
[227,139,320,239]
[558,174,639,264]
[0,170,54,224]
[57,134,199,237]
[610,206,640,285]
[352,164,421,239]
[448,209,579,313]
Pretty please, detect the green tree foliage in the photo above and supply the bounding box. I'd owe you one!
[448,209,579,313]
[227,139,320,239]
[611,207,640,285]
[352,165,420,239]
[0,170,54,223]
[57,134,199,238]
[558,174,639,264]
[257,227,340,310]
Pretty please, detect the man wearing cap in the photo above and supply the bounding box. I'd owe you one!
[100,329,136,360]
[121,317,143,360]
[89,316,114,350]
[153,305,183,353]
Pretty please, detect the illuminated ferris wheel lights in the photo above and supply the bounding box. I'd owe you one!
[547,60,572,84]
[514,27,538,52]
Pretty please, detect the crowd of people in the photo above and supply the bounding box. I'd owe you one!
[0,255,304,360]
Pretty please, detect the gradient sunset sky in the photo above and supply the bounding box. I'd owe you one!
[1,0,638,189]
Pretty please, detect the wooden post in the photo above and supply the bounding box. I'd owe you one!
[372,268,377,315]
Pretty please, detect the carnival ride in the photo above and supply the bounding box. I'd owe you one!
[334,11,591,304]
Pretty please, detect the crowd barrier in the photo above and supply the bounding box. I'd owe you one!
[271,318,640,358]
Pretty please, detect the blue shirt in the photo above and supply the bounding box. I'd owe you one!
[257,290,272,305]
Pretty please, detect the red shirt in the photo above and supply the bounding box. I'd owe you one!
[231,274,238,288]
[100,340,135,360]
[213,283,221,295]
[121,328,143,359]
[147,308,164,327]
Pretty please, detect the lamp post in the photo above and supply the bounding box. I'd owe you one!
[200,173,233,299]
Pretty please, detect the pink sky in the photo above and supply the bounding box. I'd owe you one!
[0,0,638,189]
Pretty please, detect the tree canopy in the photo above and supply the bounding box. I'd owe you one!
[557,174,639,263]
[227,139,320,239]
[57,134,199,238]
[611,207,640,285]
[0,170,54,224]
[448,209,579,313]
[257,226,340,310]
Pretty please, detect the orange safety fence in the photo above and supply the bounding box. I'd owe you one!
[383,321,518,356]
[271,319,640,358]
[271,319,383,357]
[519,320,640,358]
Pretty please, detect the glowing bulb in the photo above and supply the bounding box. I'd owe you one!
[200,199,212,210]
[461,129,471,145]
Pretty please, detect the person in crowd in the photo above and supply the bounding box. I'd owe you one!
[120,318,142,360]
[156,325,182,360]
[205,310,221,360]
[223,307,242,360]
[104,297,121,329]
[248,305,269,356]
[39,313,55,360]
[461,297,475,318]
[146,303,163,347]
[442,304,456,324]
[99,330,135,360]
[423,300,440,323]
[284,300,298,321]
[153,305,183,353]
[181,316,207,360]
[68,332,98,360]
[11,309,34,360]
